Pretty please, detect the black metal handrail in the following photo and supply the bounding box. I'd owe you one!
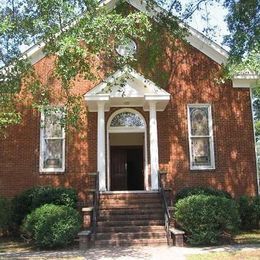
[158,171,171,245]
[92,171,99,240]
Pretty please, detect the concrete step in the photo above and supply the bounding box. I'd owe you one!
[99,203,163,209]
[99,208,164,217]
[97,225,165,233]
[97,219,164,227]
[94,238,167,247]
[96,231,166,240]
[99,192,160,200]
[98,213,163,221]
[99,200,161,206]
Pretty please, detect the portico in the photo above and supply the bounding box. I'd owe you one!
[84,67,170,191]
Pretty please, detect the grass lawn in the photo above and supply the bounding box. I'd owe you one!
[0,237,35,253]
[187,230,260,260]
[187,250,260,260]
[0,237,79,254]
[232,229,260,244]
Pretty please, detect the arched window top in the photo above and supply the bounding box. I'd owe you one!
[110,111,145,128]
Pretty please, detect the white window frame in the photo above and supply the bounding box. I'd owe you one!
[187,104,215,170]
[106,108,148,191]
[39,108,65,173]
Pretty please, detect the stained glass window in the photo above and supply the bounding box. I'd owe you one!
[40,108,65,172]
[110,112,145,128]
[191,138,211,166]
[190,107,209,136]
[188,105,214,169]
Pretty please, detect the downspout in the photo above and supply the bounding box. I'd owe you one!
[250,88,260,195]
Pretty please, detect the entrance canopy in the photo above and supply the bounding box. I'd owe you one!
[84,66,170,191]
[84,66,170,111]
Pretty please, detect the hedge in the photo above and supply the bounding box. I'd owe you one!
[175,195,240,245]
[175,186,232,202]
[22,204,81,248]
[238,195,260,230]
[12,186,78,226]
[0,197,12,236]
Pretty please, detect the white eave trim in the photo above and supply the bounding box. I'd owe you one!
[23,0,230,67]
[233,74,259,88]
[144,94,170,101]
[126,0,229,65]
[84,66,170,112]
[22,42,46,65]
[85,94,110,101]
[185,26,228,65]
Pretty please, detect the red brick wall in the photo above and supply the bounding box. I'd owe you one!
[0,36,258,200]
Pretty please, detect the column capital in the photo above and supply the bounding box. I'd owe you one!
[149,101,157,109]
[97,101,106,110]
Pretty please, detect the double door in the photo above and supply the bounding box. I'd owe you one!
[110,146,144,191]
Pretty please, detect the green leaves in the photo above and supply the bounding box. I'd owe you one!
[224,0,260,80]
[175,195,240,245]
[0,0,152,135]
[0,0,259,135]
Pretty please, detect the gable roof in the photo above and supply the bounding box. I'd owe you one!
[84,66,170,111]
[25,0,228,66]
[22,0,258,88]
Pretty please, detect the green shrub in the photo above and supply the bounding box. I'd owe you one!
[12,186,77,226]
[22,204,81,248]
[175,195,240,245]
[238,195,260,230]
[0,197,12,236]
[175,186,232,202]
[253,196,260,229]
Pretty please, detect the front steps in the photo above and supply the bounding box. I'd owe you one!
[94,191,167,247]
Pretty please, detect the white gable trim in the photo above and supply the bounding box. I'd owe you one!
[232,74,259,88]
[22,0,258,85]
[25,0,228,66]
[84,66,170,112]
[85,66,169,96]
[125,0,228,65]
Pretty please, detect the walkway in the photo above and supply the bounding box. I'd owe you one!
[0,244,259,260]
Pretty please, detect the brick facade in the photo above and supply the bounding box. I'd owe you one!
[0,32,258,201]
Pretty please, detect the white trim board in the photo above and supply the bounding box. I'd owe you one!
[84,66,170,112]
[106,108,149,191]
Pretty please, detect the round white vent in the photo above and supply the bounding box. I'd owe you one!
[116,39,137,57]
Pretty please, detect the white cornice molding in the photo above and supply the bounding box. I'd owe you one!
[85,66,170,111]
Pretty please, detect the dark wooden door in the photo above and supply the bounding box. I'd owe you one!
[127,147,144,190]
[110,146,144,191]
[110,147,127,191]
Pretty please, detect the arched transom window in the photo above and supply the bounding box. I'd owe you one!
[110,112,144,127]
[108,109,146,132]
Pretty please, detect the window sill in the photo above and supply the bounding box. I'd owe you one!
[190,166,216,171]
[39,169,65,174]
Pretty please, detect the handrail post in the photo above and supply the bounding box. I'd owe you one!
[92,171,99,242]
[158,170,171,245]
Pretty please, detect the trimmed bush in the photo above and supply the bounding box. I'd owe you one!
[175,186,232,202]
[0,197,12,236]
[175,195,240,245]
[12,186,77,226]
[238,195,260,230]
[22,204,81,248]
[253,196,260,229]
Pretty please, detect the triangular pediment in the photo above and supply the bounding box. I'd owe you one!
[84,66,170,111]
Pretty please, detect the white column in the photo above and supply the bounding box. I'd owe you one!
[97,102,106,191]
[149,101,159,190]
